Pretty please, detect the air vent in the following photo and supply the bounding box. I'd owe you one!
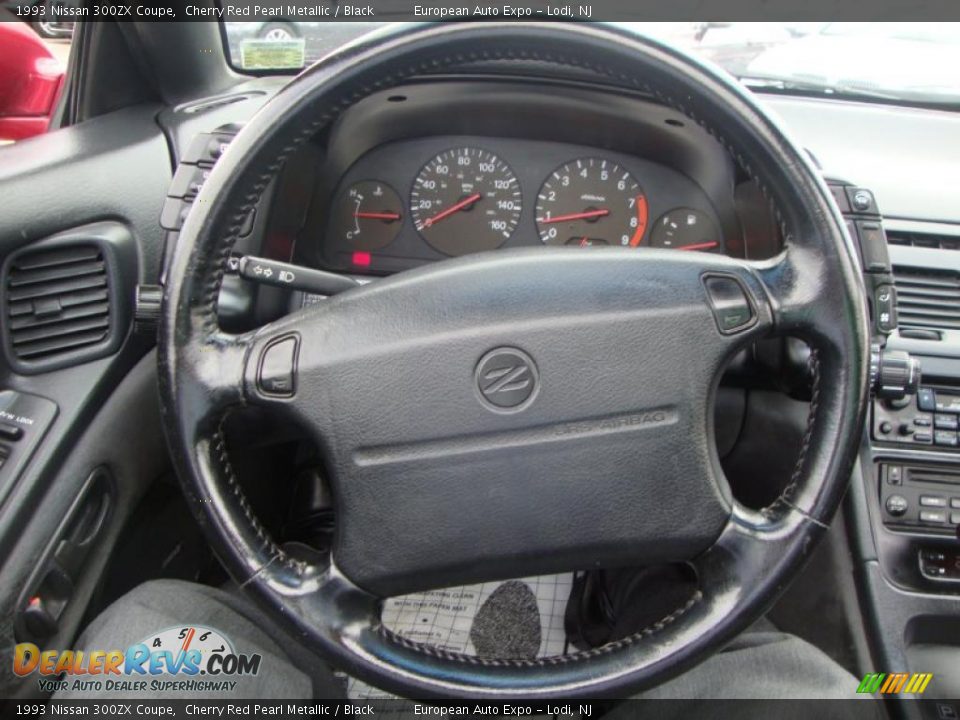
[887,230,960,251]
[5,244,112,364]
[894,267,960,330]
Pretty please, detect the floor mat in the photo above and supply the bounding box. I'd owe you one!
[347,573,573,700]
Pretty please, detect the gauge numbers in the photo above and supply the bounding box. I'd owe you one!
[410,148,522,256]
[536,158,648,248]
[140,626,234,656]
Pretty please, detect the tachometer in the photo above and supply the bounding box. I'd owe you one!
[410,148,521,256]
[535,158,648,247]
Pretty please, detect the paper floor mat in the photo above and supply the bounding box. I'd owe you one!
[347,573,574,700]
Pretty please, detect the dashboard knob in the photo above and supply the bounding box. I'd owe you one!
[872,345,922,400]
[134,284,163,339]
[884,395,912,411]
[885,494,909,517]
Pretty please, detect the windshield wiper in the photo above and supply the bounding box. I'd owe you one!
[737,75,902,102]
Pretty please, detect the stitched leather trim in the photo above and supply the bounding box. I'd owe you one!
[198,117,329,334]
[214,419,308,575]
[378,590,702,667]
[763,350,822,518]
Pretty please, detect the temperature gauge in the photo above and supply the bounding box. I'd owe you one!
[649,208,722,252]
[331,181,403,251]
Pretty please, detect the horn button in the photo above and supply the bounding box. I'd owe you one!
[475,347,540,412]
[263,250,753,595]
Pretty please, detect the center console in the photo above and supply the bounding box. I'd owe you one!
[841,179,960,707]
[868,376,960,593]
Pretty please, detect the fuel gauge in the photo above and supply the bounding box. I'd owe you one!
[331,181,403,251]
[650,208,722,252]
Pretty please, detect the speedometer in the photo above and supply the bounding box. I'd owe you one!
[410,148,522,256]
[535,158,648,248]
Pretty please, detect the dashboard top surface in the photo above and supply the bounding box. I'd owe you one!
[760,95,960,226]
[164,71,960,229]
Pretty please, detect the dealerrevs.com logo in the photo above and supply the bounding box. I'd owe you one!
[13,625,261,694]
[856,672,933,695]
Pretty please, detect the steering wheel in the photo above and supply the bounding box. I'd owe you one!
[159,23,869,698]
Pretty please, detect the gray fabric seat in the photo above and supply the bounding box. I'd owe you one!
[55,579,333,699]
[58,579,859,702]
[635,630,860,700]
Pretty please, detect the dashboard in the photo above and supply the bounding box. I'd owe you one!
[158,78,788,327]
[319,136,725,274]
[286,81,783,277]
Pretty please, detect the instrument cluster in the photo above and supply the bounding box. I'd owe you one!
[319,136,725,275]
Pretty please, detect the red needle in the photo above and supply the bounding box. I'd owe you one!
[354,211,401,221]
[678,241,720,252]
[538,208,610,224]
[422,193,482,228]
[180,627,196,653]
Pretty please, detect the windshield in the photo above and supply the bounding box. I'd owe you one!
[222,21,960,107]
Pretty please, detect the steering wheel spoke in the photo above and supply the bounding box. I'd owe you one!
[754,250,827,335]
[184,308,324,419]
[172,319,308,424]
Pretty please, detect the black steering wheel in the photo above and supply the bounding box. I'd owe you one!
[159,23,869,699]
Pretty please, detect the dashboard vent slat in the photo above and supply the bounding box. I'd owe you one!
[4,243,113,364]
[11,315,110,346]
[12,245,101,270]
[7,274,107,303]
[13,329,112,359]
[887,230,960,251]
[895,266,960,330]
[9,302,110,333]
[8,259,106,289]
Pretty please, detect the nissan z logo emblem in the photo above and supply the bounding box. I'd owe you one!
[475,347,539,412]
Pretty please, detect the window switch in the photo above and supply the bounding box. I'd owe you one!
[0,422,23,441]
